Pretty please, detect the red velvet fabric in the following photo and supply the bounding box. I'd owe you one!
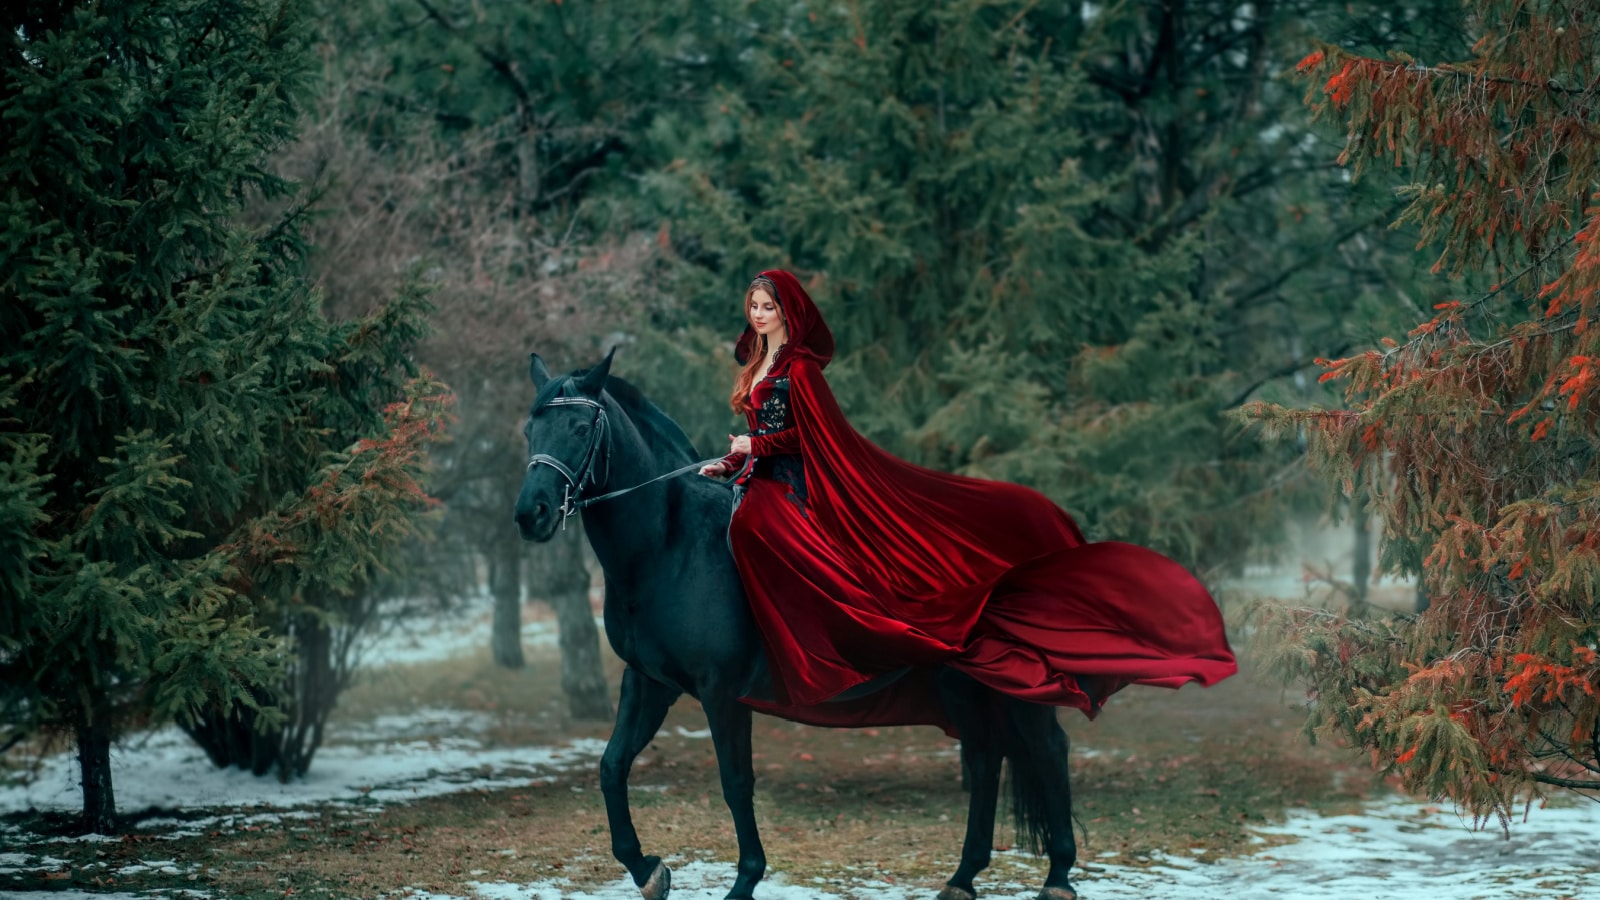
[726,270,1237,723]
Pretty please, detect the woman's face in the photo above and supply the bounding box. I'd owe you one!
[748,289,785,341]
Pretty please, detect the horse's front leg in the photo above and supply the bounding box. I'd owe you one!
[601,666,681,899]
[702,689,766,900]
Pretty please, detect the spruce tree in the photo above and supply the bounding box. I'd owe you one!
[1,0,445,831]
[1250,0,1600,815]
[646,0,1354,575]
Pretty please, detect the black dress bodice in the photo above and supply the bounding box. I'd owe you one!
[748,374,807,509]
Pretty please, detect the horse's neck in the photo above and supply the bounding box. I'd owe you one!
[580,401,675,576]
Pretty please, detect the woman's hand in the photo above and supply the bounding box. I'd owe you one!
[728,434,752,455]
[699,461,731,478]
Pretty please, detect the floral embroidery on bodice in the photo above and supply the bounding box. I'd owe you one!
[755,376,791,434]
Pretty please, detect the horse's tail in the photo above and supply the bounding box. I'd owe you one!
[1002,723,1052,855]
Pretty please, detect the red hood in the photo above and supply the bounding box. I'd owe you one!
[735,269,835,370]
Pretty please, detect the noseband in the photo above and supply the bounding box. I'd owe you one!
[525,395,609,529]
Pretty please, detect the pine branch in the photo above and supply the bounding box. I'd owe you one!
[1475,309,1582,357]
[1210,455,1313,513]
[258,181,328,250]
[1224,343,1350,410]
[412,0,534,109]
[1530,771,1600,790]
[1380,229,1582,363]
[1230,160,1346,199]
[1394,61,1600,100]
[351,85,477,129]
[1232,208,1402,310]
[597,14,668,81]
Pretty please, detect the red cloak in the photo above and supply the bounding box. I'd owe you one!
[723,270,1236,729]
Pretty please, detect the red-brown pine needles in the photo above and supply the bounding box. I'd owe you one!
[1248,0,1600,821]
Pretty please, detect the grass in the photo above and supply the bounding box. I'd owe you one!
[1,618,1385,899]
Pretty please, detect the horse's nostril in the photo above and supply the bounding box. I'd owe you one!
[534,502,548,519]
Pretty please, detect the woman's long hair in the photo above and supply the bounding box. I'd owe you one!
[731,276,781,413]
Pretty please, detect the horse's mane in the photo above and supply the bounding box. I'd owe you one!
[534,370,700,465]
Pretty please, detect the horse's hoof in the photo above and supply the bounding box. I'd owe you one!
[937,886,977,900]
[1037,887,1077,900]
[641,861,671,900]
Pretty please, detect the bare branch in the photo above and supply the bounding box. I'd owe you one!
[1224,343,1351,411]
[1531,771,1600,790]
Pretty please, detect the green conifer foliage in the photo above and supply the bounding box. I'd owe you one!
[1,0,446,832]
[648,1,1305,574]
[1249,0,1600,816]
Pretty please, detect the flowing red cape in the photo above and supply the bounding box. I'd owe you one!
[726,270,1237,732]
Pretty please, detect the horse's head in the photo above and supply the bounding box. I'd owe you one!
[513,349,614,542]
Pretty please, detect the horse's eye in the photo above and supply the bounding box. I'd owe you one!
[575,423,591,437]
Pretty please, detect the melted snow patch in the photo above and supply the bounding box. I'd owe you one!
[1068,799,1599,900]
[0,851,68,874]
[471,800,1599,900]
[356,598,599,669]
[335,707,501,742]
[0,724,606,821]
[112,858,191,876]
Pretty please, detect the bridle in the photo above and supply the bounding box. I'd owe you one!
[525,395,610,528]
[525,391,727,529]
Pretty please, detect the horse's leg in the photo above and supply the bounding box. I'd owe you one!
[701,689,766,900]
[601,666,681,900]
[937,669,1005,900]
[1004,700,1079,900]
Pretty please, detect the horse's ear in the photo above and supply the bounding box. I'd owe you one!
[577,346,617,397]
[529,353,551,389]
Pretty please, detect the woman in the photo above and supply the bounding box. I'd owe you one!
[699,269,1236,714]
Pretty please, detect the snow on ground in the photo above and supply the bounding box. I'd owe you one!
[442,800,1599,900]
[6,589,1599,898]
[0,595,610,838]
[0,596,609,833]
[1073,799,1600,900]
[356,597,602,669]
[0,853,67,875]
[0,715,605,827]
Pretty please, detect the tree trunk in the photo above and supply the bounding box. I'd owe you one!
[533,523,611,720]
[281,611,339,779]
[75,695,117,834]
[183,691,278,776]
[516,122,541,208]
[1349,487,1371,618]
[490,532,527,669]
[181,607,357,780]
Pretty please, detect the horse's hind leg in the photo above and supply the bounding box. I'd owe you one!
[1004,700,1079,900]
[601,667,680,899]
[936,669,1005,900]
[702,688,766,900]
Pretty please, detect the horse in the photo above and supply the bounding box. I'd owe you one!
[512,349,1080,900]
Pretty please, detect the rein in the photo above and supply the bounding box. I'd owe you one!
[525,394,726,529]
